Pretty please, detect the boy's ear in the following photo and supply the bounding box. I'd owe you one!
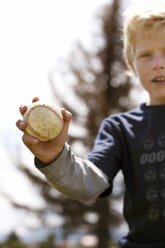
[132,68,137,77]
[132,60,138,77]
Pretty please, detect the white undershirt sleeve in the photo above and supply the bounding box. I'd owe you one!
[35,143,110,201]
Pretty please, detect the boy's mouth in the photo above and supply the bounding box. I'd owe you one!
[152,76,165,84]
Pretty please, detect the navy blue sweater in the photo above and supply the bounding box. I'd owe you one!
[88,104,165,248]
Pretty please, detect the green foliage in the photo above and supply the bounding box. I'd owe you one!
[0,232,25,248]
[38,235,55,248]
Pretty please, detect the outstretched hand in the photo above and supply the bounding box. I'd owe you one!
[16,97,72,163]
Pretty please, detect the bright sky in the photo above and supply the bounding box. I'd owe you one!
[0,0,108,127]
[0,0,150,240]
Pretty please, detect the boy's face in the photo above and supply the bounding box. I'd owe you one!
[133,26,165,105]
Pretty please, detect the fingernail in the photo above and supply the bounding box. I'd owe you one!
[33,138,39,144]
[20,121,25,127]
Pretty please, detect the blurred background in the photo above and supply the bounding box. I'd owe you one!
[0,0,150,247]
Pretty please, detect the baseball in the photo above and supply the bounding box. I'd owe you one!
[23,102,64,141]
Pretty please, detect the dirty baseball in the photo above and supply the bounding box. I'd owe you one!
[23,102,64,141]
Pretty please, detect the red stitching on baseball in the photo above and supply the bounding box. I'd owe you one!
[25,104,63,140]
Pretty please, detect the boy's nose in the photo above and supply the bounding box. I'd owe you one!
[152,64,164,70]
[152,55,165,70]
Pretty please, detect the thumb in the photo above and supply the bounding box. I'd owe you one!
[61,109,72,134]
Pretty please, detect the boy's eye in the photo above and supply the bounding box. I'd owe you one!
[141,53,151,57]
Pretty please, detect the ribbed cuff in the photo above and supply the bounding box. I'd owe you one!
[34,144,66,169]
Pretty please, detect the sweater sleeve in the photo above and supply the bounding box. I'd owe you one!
[35,143,110,202]
[88,117,122,188]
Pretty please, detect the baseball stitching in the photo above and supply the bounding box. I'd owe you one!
[26,104,63,140]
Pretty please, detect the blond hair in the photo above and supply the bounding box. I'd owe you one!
[123,2,165,72]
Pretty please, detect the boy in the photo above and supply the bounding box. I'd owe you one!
[16,2,165,247]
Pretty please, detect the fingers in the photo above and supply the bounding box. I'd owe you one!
[16,120,39,145]
[32,97,40,103]
[61,108,72,122]
[22,133,39,145]
[60,109,72,136]
[19,105,28,116]
[19,97,40,116]
[16,120,26,131]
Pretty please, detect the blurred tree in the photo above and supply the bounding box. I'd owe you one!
[38,235,55,248]
[0,232,25,248]
[48,0,133,246]
[10,0,135,247]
